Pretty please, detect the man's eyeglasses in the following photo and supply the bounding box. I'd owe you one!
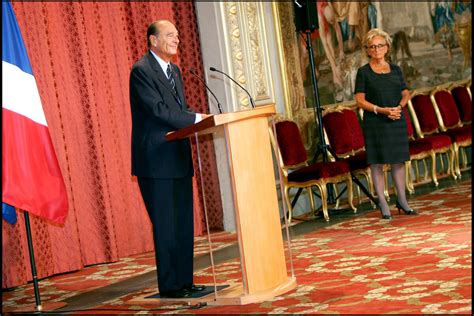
[366,44,387,51]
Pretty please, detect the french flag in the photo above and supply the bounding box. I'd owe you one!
[2,1,68,224]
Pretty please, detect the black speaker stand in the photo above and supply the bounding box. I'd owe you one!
[289,30,377,220]
[290,30,339,218]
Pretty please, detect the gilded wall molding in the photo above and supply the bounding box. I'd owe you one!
[224,2,248,108]
[245,2,272,102]
[223,2,274,110]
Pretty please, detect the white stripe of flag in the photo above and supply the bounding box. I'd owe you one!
[2,60,48,126]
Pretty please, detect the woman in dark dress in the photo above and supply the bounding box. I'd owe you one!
[354,28,417,219]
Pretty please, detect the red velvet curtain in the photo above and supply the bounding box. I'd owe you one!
[2,2,223,289]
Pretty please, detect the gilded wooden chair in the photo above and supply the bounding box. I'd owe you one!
[450,80,472,172]
[407,89,456,183]
[322,105,375,206]
[269,119,356,222]
[403,106,439,192]
[450,80,472,125]
[430,86,472,177]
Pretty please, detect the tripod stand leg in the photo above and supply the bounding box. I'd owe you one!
[351,172,377,205]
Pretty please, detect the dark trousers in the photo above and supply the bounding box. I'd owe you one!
[137,176,194,293]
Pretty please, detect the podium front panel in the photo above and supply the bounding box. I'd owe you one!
[224,116,288,294]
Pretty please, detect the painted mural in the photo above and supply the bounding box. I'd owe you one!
[275,1,471,151]
[301,1,471,106]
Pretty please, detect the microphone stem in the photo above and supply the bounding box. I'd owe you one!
[212,68,256,109]
[249,97,256,109]
[190,70,223,114]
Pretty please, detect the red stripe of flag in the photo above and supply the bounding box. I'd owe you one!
[2,108,68,224]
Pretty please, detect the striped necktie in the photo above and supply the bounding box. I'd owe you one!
[166,64,180,103]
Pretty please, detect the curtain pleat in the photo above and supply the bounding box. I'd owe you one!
[3,1,223,290]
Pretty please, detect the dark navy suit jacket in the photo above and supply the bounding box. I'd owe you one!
[130,51,198,292]
[130,51,196,178]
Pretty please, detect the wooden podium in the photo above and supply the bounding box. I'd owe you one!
[167,104,296,305]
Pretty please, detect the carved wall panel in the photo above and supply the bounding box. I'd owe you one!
[223,2,275,110]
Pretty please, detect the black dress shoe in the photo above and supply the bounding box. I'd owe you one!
[184,284,206,292]
[160,288,191,298]
[396,201,417,215]
[378,204,392,220]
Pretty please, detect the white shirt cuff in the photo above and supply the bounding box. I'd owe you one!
[194,113,202,123]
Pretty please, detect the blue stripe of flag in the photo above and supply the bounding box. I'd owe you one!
[2,203,17,225]
[2,1,34,75]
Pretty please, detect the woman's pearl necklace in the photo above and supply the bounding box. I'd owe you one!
[372,63,389,74]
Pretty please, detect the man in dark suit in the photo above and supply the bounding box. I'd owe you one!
[129,19,208,299]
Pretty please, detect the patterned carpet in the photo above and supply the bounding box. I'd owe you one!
[2,180,471,314]
[1,231,238,312]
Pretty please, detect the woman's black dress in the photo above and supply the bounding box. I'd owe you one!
[354,63,409,164]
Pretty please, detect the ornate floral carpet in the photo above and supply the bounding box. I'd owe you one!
[2,180,471,314]
[1,231,238,312]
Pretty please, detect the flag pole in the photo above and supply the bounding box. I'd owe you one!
[24,211,43,311]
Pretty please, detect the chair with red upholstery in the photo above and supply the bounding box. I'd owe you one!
[403,106,439,191]
[322,104,375,206]
[450,80,472,125]
[430,86,472,177]
[407,89,456,182]
[270,119,356,222]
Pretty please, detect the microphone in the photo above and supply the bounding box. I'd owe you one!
[209,67,256,109]
[189,68,223,114]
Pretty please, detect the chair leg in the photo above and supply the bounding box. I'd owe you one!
[460,145,467,170]
[346,175,357,213]
[448,147,457,180]
[307,186,316,216]
[422,159,429,181]
[439,152,445,175]
[453,143,461,178]
[457,147,464,179]
[414,160,420,182]
[356,183,361,206]
[461,147,468,169]
[431,151,439,187]
[317,183,330,222]
[333,184,340,209]
[284,186,293,224]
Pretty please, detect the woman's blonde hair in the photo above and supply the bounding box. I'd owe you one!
[362,28,392,58]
